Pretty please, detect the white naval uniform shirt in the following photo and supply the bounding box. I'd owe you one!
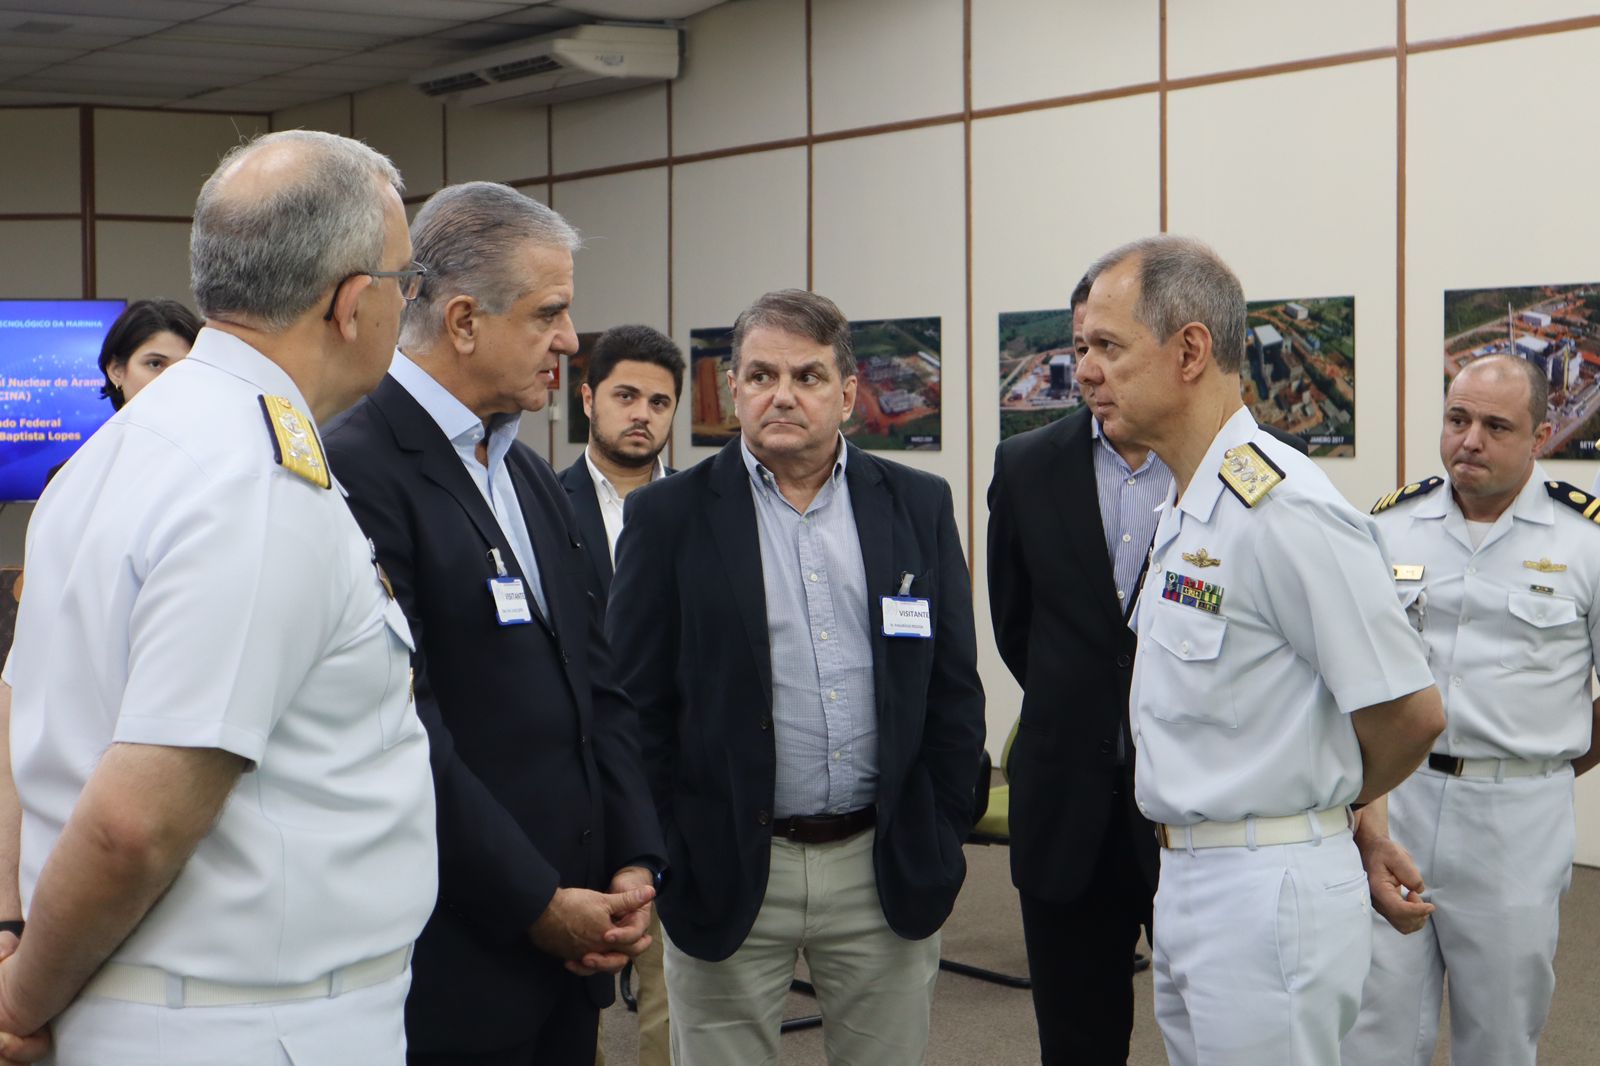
[3,328,437,984]
[1129,407,1435,827]
[1375,465,1600,762]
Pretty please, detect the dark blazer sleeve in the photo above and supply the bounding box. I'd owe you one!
[606,485,680,840]
[986,440,1030,686]
[921,477,987,839]
[331,427,560,943]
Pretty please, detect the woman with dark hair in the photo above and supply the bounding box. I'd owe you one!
[98,298,202,408]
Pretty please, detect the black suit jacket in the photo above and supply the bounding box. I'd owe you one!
[607,439,986,962]
[987,408,1159,905]
[987,411,1309,905]
[557,454,673,599]
[325,375,663,1056]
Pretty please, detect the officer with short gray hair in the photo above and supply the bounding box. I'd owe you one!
[0,129,436,1065]
[1076,233,1443,1066]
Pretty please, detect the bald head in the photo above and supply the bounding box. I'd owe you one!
[191,130,403,333]
[1452,354,1548,431]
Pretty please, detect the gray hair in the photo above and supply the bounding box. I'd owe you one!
[1455,353,1550,430]
[400,182,580,348]
[1088,235,1246,373]
[730,288,855,379]
[191,129,403,332]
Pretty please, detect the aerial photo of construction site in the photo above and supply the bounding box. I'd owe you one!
[1444,283,1600,459]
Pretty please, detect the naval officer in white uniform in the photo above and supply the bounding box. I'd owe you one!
[1076,234,1444,1066]
[0,130,436,1065]
[1343,354,1600,1066]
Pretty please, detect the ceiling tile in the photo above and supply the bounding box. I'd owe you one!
[0,12,178,36]
[117,35,354,63]
[0,2,224,17]
[197,6,454,37]
[52,50,297,77]
[144,22,390,50]
[251,0,522,20]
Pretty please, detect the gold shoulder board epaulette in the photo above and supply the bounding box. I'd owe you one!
[1370,476,1444,515]
[1546,480,1600,524]
[259,394,331,489]
[1218,442,1285,508]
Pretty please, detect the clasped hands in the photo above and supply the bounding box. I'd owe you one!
[528,866,656,977]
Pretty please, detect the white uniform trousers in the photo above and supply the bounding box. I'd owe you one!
[663,828,940,1066]
[49,969,410,1066]
[1341,764,1574,1066]
[1153,830,1371,1066]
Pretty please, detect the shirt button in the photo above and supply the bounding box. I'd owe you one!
[809,572,819,582]
[820,630,829,641]
[832,751,841,761]
[1466,566,1477,575]
[1122,533,1132,543]
[1117,590,1126,600]
[1126,477,1136,486]
[1180,641,1191,656]
[1451,676,1462,687]
[828,690,838,701]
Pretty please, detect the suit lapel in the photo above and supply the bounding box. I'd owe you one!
[563,462,613,594]
[845,447,893,722]
[1050,412,1127,628]
[708,442,773,707]
[373,376,513,565]
[505,450,572,642]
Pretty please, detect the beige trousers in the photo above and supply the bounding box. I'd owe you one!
[597,909,671,1066]
[663,829,940,1066]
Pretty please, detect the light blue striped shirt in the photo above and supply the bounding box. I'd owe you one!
[389,350,549,621]
[741,436,878,818]
[1091,418,1170,610]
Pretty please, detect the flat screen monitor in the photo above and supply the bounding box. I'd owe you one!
[0,299,127,502]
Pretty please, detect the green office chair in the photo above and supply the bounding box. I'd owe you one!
[939,719,1029,988]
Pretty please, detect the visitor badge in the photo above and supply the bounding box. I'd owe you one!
[488,576,534,626]
[882,596,932,638]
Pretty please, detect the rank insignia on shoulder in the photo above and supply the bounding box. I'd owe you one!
[1218,443,1284,508]
[1546,480,1600,524]
[1371,476,1444,514]
[259,394,330,490]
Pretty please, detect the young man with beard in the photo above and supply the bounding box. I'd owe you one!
[560,325,683,602]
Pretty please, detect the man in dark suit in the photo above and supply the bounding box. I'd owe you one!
[558,325,682,601]
[608,288,986,1065]
[988,272,1310,1065]
[556,323,682,1066]
[325,182,665,1066]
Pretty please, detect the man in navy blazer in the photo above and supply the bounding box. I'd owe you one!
[557,324,682,602]
[325,182,664,1066]
[607,289,986,1065]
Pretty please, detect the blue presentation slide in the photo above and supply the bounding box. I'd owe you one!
[0,300,125,501]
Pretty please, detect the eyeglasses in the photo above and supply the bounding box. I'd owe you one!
[323,263,429,321]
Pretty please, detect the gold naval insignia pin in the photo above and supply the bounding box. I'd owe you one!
[1523,558,1567,573]
[1181,548,1222,568]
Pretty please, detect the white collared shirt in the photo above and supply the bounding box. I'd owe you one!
[1376,464,1600,761]
[389,350,548,619]
[4,328,436,982]
[1129,407,1434,826]
[583,446,666,563]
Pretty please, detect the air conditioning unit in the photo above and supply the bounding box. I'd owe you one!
[412,24,681,107]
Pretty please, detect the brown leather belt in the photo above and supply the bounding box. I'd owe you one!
[771,805,876,844]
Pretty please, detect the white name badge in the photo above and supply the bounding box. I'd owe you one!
[488,576,534,626]
[881,595,933,638]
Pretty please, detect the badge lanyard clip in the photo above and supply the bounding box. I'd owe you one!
[489,548,508,578]
[897,571,913,596]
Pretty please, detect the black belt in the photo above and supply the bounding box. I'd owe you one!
[771,806,876,845]
[1428,753,1465,776]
